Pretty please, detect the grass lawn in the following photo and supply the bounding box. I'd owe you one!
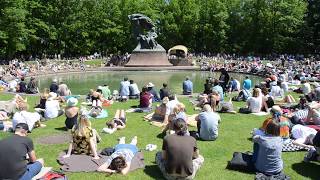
[0,92,319,180]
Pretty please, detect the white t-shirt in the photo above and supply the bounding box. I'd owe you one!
[281,82,289,92]
[270,85,284,98]
[165,99,179,116]
[12,111,40,131]
[45,100,60,119]
[302,83,311,95]
[291,124,317,143]
[129,83,140,95]
[247,97,262,113]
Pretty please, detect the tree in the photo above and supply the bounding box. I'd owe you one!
[0,0,28,59]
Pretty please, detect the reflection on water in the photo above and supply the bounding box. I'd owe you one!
[37,71,262,95]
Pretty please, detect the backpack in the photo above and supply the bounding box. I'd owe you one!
[40,171,68,180]
[227,152,255,172]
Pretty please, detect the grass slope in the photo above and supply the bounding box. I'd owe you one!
[0,93,318,180]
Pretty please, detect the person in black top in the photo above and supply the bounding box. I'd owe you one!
[0,123,44,180]
[159,83,170,100]
[18,77,27,93]
[219,68,230,92]
[50,79,59,93]
[203,78,212,94]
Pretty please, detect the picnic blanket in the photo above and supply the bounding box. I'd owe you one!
[144,113,197,127]
[36,133,70,145]
[126,107,152,113]
[282,139,308,152]
[57,151,145,172]
[88,109,108,119]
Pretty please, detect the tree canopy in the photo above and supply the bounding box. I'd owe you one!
[0,0,315,60]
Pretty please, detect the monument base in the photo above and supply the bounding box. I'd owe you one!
[169,58,192,66]
[125,51,172,67]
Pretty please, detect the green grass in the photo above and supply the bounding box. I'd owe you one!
[0,92,319,180]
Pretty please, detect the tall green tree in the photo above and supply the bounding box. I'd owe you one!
[0,0,28,59]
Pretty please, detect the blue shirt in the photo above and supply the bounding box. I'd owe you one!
[243,79,252,90]
[199,112,220,140]
[183,80,193,93]
[212,85,224,101]
[253,135,283,175]
[119,81,130,96]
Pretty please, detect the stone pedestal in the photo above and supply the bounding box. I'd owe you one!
[125,50,172,67]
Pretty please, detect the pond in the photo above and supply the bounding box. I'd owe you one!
[36,71,263,95]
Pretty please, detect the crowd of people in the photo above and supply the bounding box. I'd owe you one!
[0,56,320,179]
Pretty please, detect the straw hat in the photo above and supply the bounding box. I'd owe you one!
[67,97,78,107]
[271,105,282,114]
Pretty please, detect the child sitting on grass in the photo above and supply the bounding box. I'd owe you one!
[102,109,126,134]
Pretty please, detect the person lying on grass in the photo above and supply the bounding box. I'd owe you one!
[63,114,101,159]
[97,136,138,175]
[102,109,126,134]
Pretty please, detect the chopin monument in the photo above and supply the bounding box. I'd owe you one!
[125,14,172,67]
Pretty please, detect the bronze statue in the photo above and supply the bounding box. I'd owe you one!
[128,14,163,50]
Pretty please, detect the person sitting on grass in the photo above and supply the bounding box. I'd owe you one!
[90,89,104,108]
[147,82,160,102]
[97,136,139,175]
[195,104,221,141]
[12,102,44,132]
[35,88,49,110]
[159,83,171,100]
[162,94,180,126]
[129,80,140,99]
[63,114,101,159]
[162,103,188,134]
[65,97,79,130]
[156,119,204,180]
[43,92,64,119]
[153,97,169,121]
[103,109,126,134]
[0,123,44,180]
[248,88,263,113]
[183,77,193,95]
[239,88,262,113]
[139,86,153,108]
[252,121,284,176]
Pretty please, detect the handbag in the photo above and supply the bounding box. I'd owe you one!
[227,152,255,172]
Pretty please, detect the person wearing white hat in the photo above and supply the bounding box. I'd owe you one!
[147,82,160,102]
[44,92,63,119]
[65,97,79,129]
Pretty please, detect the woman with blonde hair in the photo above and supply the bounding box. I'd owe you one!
[246,88,262,113]
[12,101,42,131]
[63,114,100,159]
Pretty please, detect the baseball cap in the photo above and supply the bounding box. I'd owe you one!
[15,123,29,132]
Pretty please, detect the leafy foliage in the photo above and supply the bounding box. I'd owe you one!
[0,0,314,60]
